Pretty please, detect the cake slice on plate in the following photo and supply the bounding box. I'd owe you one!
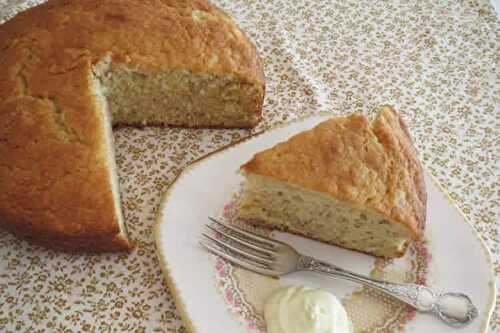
[238,106,426,258]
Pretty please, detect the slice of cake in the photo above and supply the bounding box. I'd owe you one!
[238,106,426,258]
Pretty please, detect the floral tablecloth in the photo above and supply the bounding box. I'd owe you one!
[0,0,498,332]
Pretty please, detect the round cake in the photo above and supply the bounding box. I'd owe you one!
[0,0,265,251]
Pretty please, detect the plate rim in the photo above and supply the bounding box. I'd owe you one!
[154,113,497,333]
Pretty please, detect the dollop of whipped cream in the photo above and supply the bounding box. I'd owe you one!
[264,286,352,333]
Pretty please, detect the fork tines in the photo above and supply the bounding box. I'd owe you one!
[200,217,278,275]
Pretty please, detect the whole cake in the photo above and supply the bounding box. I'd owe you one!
[239,106,426,258]
[0,0,265,251]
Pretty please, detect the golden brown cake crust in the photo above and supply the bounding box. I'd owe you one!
[0,0,265,83]
[0,59,133,251]
[0,0,264,251]
[241,106,427,239]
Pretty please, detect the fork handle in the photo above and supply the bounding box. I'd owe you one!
[297,256,478,327]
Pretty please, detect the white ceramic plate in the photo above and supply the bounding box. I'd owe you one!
[155,115,496,333]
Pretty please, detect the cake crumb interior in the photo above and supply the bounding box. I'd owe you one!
[239,174,412,258]
[93,61,261,128]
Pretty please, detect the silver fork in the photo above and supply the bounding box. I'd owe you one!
[200,217,478,328]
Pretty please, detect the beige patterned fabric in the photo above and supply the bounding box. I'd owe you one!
[0,0,498,332]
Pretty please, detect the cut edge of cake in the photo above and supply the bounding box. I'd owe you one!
[238,174,414,258]
[90,72,132,251]
[91,57,264,129]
